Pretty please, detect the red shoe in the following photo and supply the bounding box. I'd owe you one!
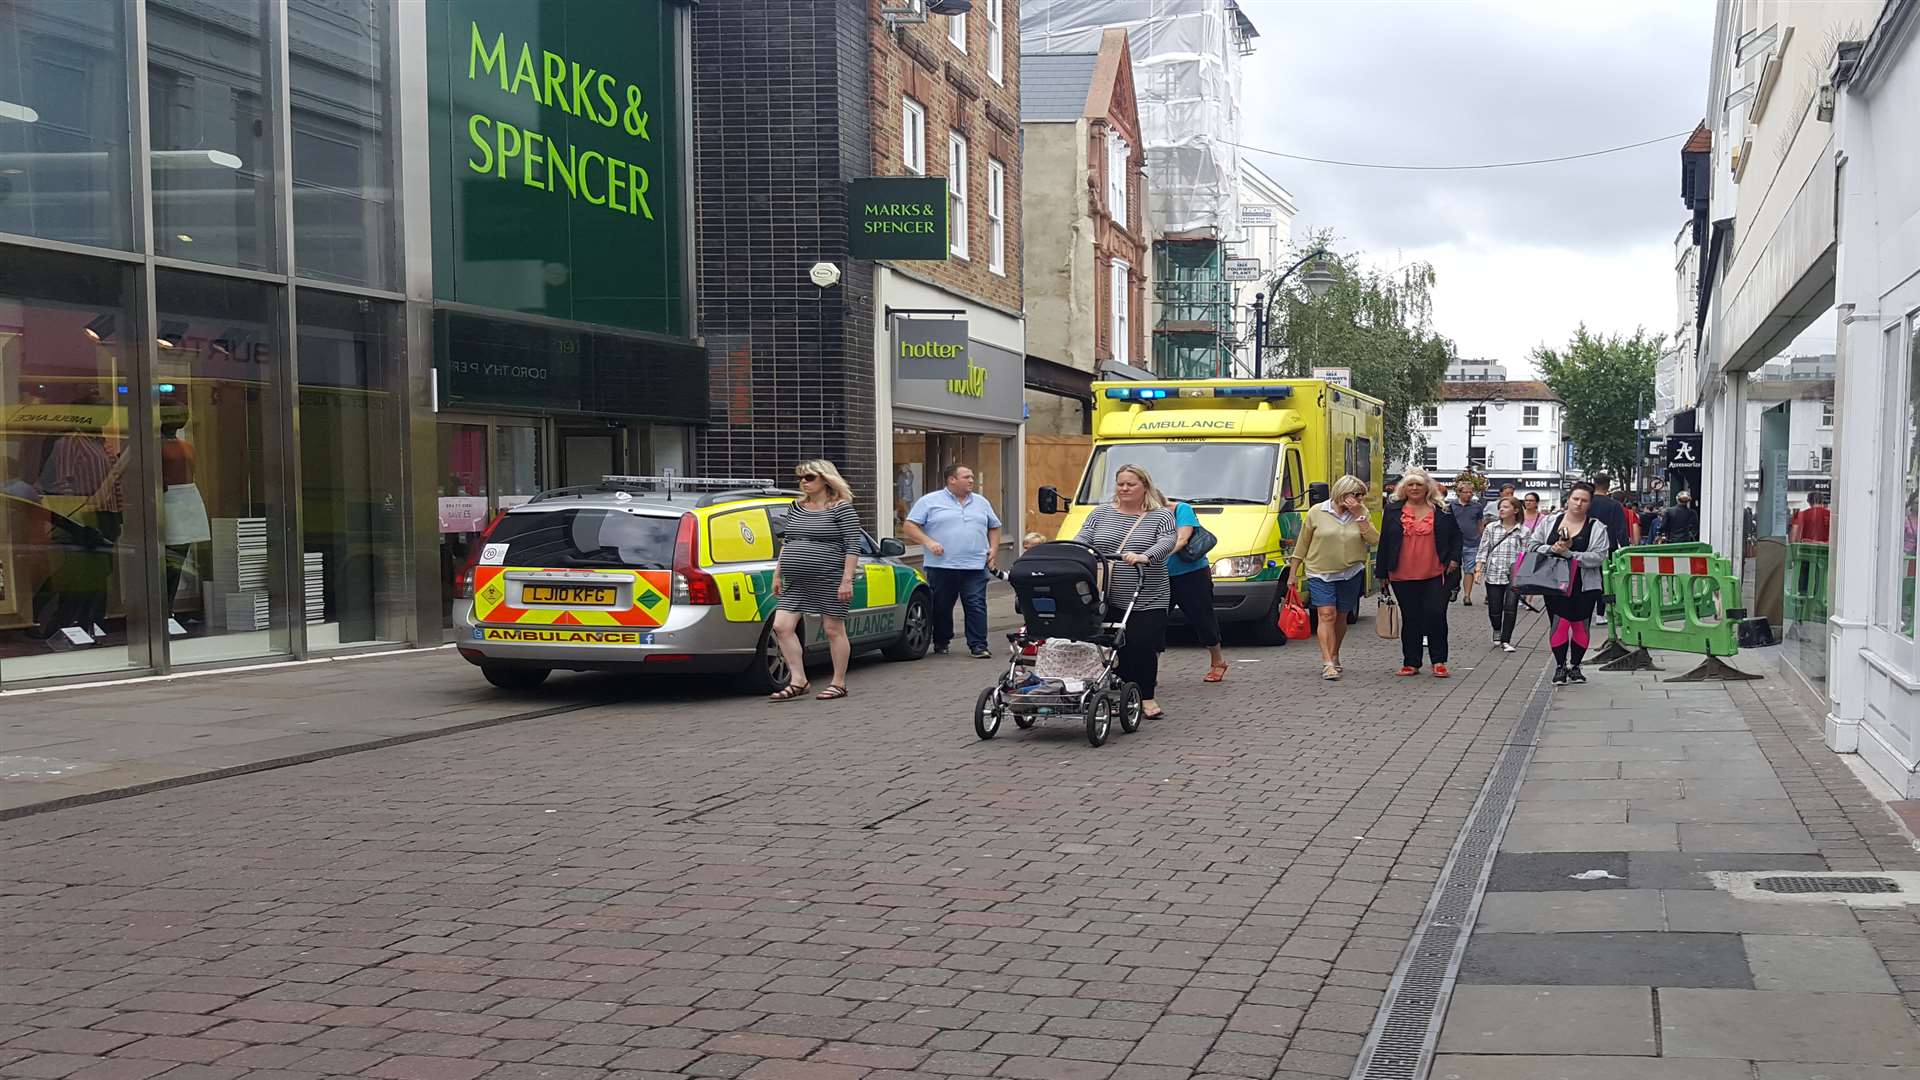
[1433,664,1450,678]
[1397,666,1418,677]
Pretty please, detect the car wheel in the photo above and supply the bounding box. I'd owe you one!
[883,589,933,660]
[743,619,794,695]
[482,665,549,691]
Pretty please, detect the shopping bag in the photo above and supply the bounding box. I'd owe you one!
[1513,551,1575,597]
[1278,585,1313,640]
[1375,595,1402,639]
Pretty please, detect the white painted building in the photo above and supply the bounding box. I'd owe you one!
[1400,380,1568,500]
[1228,161,1297,376]
[1693,0,1918,792]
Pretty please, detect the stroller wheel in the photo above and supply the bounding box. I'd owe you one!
[1014,710,1037,729]
[1086,692,1115,747]
[1118,683,1143,734]
[974,686,1003,740]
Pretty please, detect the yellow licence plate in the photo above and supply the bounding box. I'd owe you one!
[523,584,617,605]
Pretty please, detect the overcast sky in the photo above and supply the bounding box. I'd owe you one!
[1237,0,1717,376]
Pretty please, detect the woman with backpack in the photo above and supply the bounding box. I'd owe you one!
[1290,475,1380,680]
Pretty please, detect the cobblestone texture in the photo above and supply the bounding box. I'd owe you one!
[0,611,1547,1080]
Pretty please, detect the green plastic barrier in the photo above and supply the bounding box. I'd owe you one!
[1605,543,1741,658]
[1783,542,1831,625]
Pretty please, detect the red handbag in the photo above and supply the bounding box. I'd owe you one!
[1278,585,1313,640]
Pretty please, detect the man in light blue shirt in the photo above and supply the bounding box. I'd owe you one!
[903,464,1003,658]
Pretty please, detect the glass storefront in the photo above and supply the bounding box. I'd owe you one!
[0,1,135,250]
[892,429,1008,533]
[0,248,149,682]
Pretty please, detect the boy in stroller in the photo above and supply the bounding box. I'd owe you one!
[972,540,1145,747]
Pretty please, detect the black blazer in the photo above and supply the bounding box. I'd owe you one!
[1375,500,1465,582]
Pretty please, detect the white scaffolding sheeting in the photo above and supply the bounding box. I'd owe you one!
[1023,0,1248,238]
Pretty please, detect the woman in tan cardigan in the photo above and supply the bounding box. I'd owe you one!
[1288,475,1381,680]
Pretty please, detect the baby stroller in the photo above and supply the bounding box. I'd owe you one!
[975,541,1145,747]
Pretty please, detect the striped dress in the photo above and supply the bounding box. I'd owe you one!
[1074,505,1176,611]
[776,500,865,617]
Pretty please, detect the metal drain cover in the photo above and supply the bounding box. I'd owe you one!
[1755,875,1901,895]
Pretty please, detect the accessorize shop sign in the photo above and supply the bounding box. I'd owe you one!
[849,177,950,260]
[427,0,686,337]
[894,318,969,381]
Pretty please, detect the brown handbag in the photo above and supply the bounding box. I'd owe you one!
[1375,594,1402,639]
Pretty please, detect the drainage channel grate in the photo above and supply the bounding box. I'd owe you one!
[1350,673,1554,1080]
[1754,875,1902,895]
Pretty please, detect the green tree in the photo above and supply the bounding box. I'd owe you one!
[1531,326,1663,478]
[1267,232,1455,465]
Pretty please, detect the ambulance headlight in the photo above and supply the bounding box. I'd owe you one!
[1211,555,1267,579]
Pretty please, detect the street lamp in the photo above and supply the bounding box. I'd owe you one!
[1466,395,1505,477]
[1253,246,1335,377]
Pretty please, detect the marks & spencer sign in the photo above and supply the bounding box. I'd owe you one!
[427,0,686,337]
[849,177,949,260]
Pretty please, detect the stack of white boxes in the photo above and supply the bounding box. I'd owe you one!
[304,552,325,624]
[207,518,269,631]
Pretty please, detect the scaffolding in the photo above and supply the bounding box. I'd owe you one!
[1024,1,1257,376]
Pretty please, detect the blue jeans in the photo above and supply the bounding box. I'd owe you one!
[927,567,989,651]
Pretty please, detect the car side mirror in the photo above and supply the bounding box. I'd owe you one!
[1308,482,1330,506]
[877,537,906,558]
[1038,486,1064,515]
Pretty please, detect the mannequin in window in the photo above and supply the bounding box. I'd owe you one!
[161,419,211,621]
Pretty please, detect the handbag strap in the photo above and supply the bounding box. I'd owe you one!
[1113,508,1148,554]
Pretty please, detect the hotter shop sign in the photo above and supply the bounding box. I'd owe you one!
[849,177,950,260]
[894,318,969,381]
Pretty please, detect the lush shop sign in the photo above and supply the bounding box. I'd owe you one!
[849,177,949,260]
[428,0,686,337]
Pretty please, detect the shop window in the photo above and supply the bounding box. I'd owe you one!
[156,269,290,663]
[0,0,136,250]
[0,244,148,683]
[947,131,968,258]
[289,0,396,289]
[1886,318,1919,639]
[296,290,405,649]
[901,98,925,175]
[147,0,278,270]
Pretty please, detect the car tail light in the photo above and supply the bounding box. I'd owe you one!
[672,514,720,605]
[455,513,505,599]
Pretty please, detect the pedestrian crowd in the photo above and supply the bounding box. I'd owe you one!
[762,455,1703,707]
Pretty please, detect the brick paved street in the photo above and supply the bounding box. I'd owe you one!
[0,608,1544,1080]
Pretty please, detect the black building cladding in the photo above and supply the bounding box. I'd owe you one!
[691,0,879,513]
[437,312,707,422]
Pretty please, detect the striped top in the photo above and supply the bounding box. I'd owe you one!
[775,500,865,618]
[1074,505,1176,611]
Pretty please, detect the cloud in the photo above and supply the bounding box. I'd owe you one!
[1234,0,1715,361]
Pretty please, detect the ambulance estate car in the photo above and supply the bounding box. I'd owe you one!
[452,476,933,692]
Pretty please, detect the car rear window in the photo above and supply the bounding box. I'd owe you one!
[490,508,679,570]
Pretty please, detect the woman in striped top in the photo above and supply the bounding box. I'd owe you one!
[770,460,865,702]
[1074,464,1176,720]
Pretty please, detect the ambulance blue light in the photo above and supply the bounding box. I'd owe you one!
[1104,386,1174,400]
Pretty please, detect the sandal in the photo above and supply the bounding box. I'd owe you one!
[1322,663,1340,681]
[1204,663,1228,683]
[1142,709,1165,721]
[769,683,811,702]
[814,684,848,700]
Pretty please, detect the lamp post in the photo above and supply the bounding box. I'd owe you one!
[1465,396,1506,479]
[1252,246,1336,378]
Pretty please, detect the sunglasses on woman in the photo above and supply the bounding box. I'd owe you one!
[796,473,819,482]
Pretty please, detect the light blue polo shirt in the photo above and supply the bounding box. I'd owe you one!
[907,488,1002,570]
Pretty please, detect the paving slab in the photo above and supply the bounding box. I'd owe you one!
[1659,989,1920,1064]
[1683,777,1792,801]
[1435,985,1657,1055]
[1744,934,1900,993]
[1508,800,1631,825]
[1530,761,1624,780]
[1678,824,1821,854]
[1486,852,1631,892]
[1662,891,1864,935]
[1434,1055,1754,1080]
[1458,933,1751,989]
[1623,761,1781,780]
[1475,891,1667,933]
[1501,822,1680,853]
[1627,799,1803,825]
[1625,853,1828,890]
[1754,1066,1920,1080]
[1519,779,1686,802]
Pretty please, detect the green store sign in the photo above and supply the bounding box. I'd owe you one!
[849,177,950,260]
[427,0,686,337]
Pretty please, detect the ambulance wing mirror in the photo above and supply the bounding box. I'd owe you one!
[1038,486,1065,515]
[1309,482,1330,506]
[877,538,907,558]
